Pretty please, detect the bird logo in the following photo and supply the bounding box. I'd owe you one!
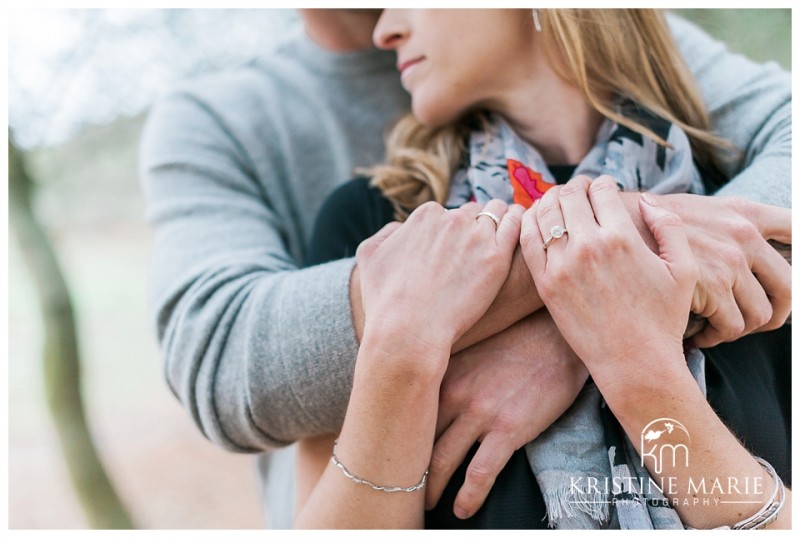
[640,418,690,474]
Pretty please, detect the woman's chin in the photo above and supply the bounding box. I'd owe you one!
[411,101,459,128]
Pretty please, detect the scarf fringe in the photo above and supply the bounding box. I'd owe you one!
[542,483,610,528]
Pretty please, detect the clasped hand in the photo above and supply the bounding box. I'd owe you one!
[356,199,523,377]
[354,175,789,520]
[520,175,696,387]
[428,176,700,518]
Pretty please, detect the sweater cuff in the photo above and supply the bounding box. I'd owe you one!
[251,257,359,439]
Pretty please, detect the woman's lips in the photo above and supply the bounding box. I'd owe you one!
[397,56,425,75]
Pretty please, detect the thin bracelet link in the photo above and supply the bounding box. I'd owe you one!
[330,439,429,493]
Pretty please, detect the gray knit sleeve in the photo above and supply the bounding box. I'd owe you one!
[140,90,357,451]
[670,14,791,208]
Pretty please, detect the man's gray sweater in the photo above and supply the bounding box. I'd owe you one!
[139,16,790,457]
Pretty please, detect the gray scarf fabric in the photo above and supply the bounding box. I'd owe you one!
[447,106,705,529]
[446,103,703,207]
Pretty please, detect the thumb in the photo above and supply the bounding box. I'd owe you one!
[639,193,695,283]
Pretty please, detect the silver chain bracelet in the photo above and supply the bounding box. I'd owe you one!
[730,457,786,530]
[330,439,429,493]
[697,457,787,530]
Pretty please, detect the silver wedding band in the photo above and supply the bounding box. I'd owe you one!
[476,211,501,230]
[543,225,568,250]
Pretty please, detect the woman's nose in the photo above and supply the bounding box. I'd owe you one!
[373,9,408,50]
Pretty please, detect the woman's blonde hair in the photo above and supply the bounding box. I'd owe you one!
[365,9,730,220]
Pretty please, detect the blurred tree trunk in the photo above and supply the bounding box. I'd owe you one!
[8,131,135,529]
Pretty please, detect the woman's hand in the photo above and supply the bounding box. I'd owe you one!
[356,199,524,374]
[519,175,697,388]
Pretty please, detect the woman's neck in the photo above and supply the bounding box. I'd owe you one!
[491,59,605,165]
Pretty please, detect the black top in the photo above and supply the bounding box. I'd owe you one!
[306,176,791,529]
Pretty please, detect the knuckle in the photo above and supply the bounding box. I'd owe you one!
[502,207,522,231]
[730,218,758,243]
[573,241,598,264]
[465,462,495,487]
[559,178,588,197]
[707,272,731,295]
[489,199,509,212]
[774,295,792,321]
[751,306,772,329]
[355,238,374,262]
[605,230,630,250]
[537,283,557,304]
[429,449,454,476]
[546,263,574,289]
[409,201,440,223]
[590,175,619,192]
[724,196,753,217]
[763,301,790,330]
[490,412,519,436]
[466,395,496,421]
[536,201,558,221]
[541,184,562,201]
[720,319,746,341]
[570,174,594,186]
[444,213,467,231]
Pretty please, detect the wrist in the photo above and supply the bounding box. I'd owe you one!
[359,323,450,383]
[597,348,697,420]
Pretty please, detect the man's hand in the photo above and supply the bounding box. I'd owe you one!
[621,193,791,348]
[426,310,588,519]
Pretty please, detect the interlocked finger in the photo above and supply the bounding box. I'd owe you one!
[475,199,509,233]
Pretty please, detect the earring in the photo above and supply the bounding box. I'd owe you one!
[532,9,542,32]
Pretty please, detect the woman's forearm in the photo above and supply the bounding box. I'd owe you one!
[600,353,790,530]
[294,333,446,528]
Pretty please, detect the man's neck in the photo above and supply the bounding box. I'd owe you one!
[300,9,381,53]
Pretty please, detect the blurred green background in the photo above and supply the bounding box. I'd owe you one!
[7,8,791,529]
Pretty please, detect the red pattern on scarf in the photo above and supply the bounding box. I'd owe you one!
[507,159,554,208]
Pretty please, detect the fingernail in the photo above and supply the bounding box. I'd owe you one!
[454,505,469,519]
[641,192,658,206]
